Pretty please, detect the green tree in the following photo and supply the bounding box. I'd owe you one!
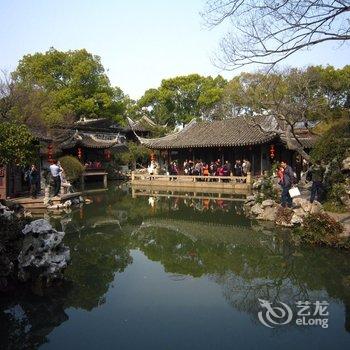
[137,74,227,127]
[120,142,151,170]
[0,122,38,166]
[10,48,126,126]
[306,65,350,120]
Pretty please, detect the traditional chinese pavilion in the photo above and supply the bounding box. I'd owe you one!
[0,118,128,199]
[49,118,128,165]
[134,116,317,175]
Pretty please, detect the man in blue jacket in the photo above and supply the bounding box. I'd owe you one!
[280,161,295,208]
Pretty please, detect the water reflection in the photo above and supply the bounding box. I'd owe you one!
[1,186,350,348]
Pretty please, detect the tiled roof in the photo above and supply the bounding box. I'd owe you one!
[78,133,123,149]
[53,129,125,149]
[74,117,123,132]
[126,116,160,133]
[137,117,277,149]
[280,134,318,149]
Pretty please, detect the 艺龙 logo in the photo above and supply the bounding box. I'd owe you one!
[257,299,329,328]
[258,299,293,328]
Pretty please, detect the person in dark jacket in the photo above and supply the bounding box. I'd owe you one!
[279,161,295,208]
[29,164,40,198]
[306,162,325,203]
[234,160,243,176]
[209,161,217,177]
[224,161,231,175]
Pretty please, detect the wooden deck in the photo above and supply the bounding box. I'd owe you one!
[11,188,107,210]
[131,172,252,193]
[81,171,108,190]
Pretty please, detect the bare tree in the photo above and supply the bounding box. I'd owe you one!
[201,0,350,69]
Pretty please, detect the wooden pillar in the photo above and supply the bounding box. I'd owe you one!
[103,174,108,188]
[167,150,170,165]
[0,166,7,200]
[81,174,85,191]
[260,145,264,176]
[246,171,252,190]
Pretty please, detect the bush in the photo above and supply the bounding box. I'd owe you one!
[293,213,349,248]
[328,183,347,206]
[311,120,350,163]
[120,142,151,168]
[323,201,348,214]
[58,155,84,182]
[255,172,279,203]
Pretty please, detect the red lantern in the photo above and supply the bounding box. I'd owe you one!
[48,144,53,162]
[104,149,111,161]
[269,144,275,159]
[77,147,83,159]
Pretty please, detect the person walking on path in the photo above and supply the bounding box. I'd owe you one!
[279,161,295,208]
[50,160,62,197]
[306,161,325,203]
[29,164,40,198]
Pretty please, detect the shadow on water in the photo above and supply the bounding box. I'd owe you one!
[1,183,350,348]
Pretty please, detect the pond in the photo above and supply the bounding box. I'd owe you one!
[1,184,350,349]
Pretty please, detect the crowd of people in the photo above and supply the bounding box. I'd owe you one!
[181,159,251,177]
[148,158,252,177]
[84,160,102,169]
[147,157,328,209]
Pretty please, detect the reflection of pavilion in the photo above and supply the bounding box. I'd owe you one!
[131,187,248,201]
[133,217,261,246]
[131,216,350,332]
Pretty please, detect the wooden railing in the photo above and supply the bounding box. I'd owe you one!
[131,172,252,189]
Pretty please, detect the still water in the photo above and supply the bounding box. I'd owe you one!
[1,184,350,349]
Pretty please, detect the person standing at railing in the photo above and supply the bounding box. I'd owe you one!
[194,160,203,176]
[242,158,251,176]
[234,160,243,176]
[209,161,217,176]
[223,161,230,176]
[183,159,189,175]
[169,161,178,175]
[203,163,209,181]
[234,160,243,183]
[148,160,159,179]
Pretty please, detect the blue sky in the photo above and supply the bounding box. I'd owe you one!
[1,0,349,99]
